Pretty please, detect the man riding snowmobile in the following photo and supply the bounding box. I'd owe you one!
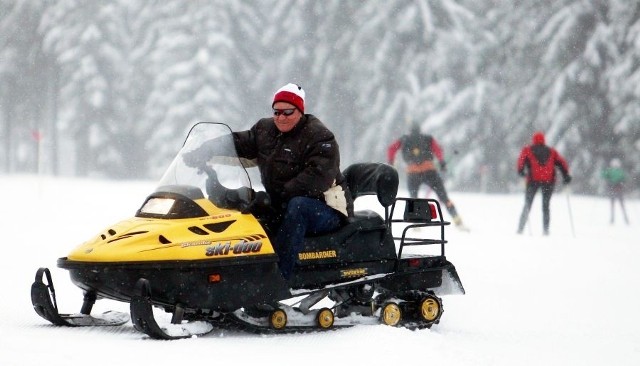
[184,83,352,280]
[31,121,465,339]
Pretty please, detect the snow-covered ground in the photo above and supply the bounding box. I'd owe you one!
[2,174,639,366]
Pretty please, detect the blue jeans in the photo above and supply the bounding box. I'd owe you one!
[275,196,342,280]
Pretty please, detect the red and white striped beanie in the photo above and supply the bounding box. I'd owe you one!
[272,83,305,113]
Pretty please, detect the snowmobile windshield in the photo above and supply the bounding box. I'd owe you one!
[155,122,253,200]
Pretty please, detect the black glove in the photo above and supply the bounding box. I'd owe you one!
[518,170,525,177]
[439,161,447,173]
[183,146,211,168]
[183,136,235,168]
[563,175,572,184]
[253,191,271,207]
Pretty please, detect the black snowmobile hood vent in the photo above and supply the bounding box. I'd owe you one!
[101,228,118,240]
[203,220,236,233]
[187,220,236,236]
[188,226,209,235]
[107,231,149,243]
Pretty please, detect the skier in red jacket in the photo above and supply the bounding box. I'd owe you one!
[388,124,467,230]
[517,131,571,235]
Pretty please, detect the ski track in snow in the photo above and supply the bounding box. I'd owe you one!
[2,175,640,366]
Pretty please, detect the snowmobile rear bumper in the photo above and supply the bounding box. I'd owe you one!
[385,257,465,296]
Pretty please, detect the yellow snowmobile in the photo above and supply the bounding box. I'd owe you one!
[31,122,464,339]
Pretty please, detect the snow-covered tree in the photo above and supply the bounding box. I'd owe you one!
[344,0,491,190]
[0,1,50,173]
[505,0,639,193]
[3,0,638,195]
[41,0,153,177]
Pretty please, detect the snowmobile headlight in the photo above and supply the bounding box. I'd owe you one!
[140,198,175,215]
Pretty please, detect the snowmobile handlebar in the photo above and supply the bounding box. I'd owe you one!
[200,164,269,214]
[240,191,271,214]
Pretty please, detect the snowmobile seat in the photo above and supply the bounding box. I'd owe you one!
[343,162,399,209]
[341,162,398,244]
[343,163,395,220]
[299,163,398,253]
[293,164,399,285]
[340,162,398,229]
[301,209,386,251]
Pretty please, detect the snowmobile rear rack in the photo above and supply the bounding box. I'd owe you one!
[389,197,450,261]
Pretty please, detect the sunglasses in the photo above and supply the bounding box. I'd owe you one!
[273,108,296,117]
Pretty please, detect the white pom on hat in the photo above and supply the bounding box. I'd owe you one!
[272,83,305,112]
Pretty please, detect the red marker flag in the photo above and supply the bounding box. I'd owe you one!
[31,129,42,142]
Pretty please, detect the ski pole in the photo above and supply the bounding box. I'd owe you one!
[565,186,576,238]
[522,178,533,235]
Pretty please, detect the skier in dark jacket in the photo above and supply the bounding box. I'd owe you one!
[516,131,571,235]
[387,124,467,230]
[185,83,353,279]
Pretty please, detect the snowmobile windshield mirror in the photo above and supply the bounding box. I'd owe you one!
[155,122,253,201]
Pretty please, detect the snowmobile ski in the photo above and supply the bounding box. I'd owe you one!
[31,267,128,327]
[130,278,214,339]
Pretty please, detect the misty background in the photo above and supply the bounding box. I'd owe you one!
[1,0,639,196]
